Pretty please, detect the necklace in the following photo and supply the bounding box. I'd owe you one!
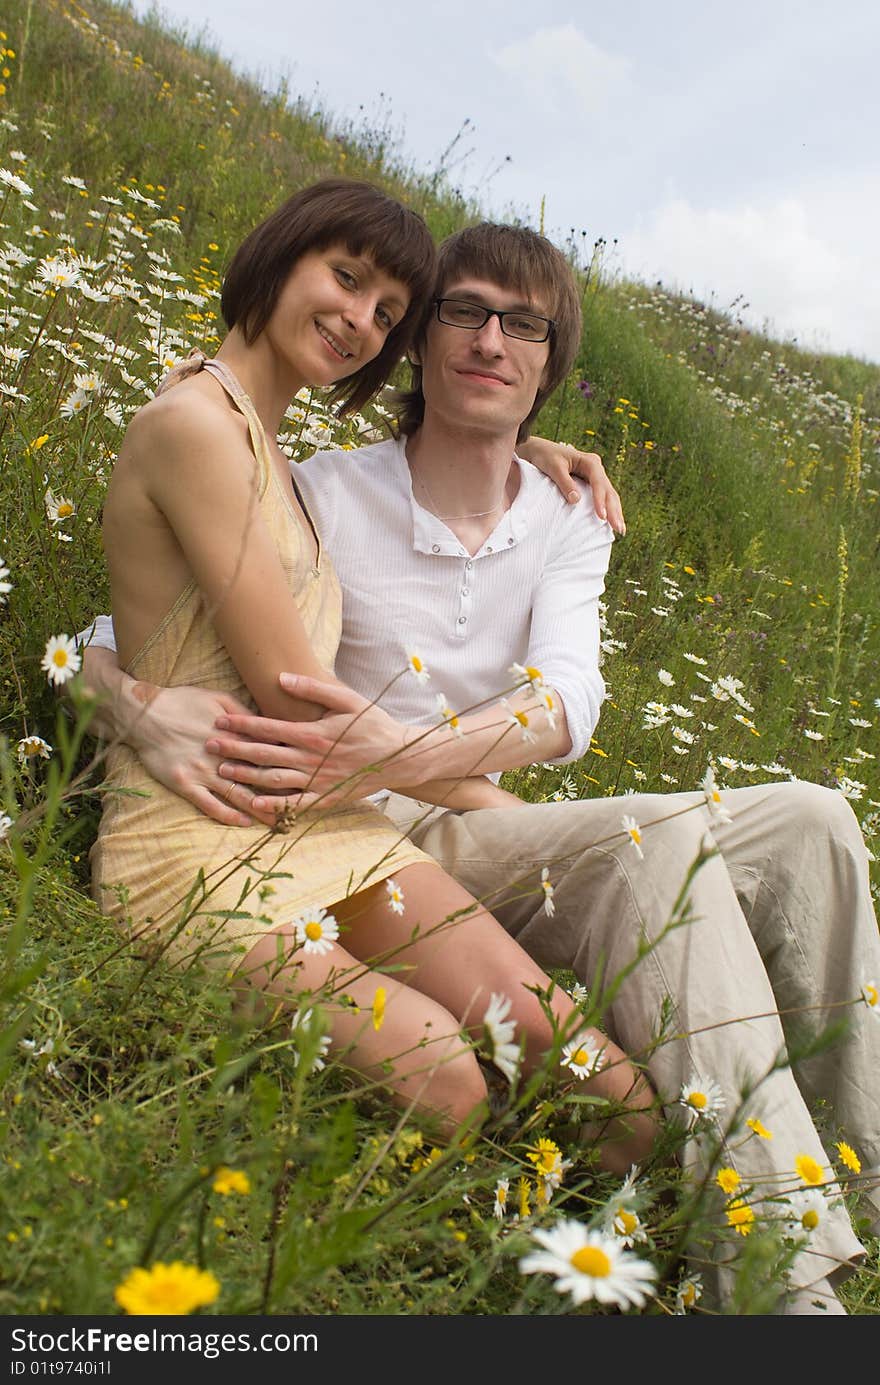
[412,463,509,522]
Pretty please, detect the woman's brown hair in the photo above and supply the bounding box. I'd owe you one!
[221,178,437,415]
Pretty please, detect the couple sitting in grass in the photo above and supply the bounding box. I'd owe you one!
[82,177,880,1314]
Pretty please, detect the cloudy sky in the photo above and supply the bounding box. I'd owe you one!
[132,0,879,362]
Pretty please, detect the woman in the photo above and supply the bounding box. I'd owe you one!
[91,178,655,1160]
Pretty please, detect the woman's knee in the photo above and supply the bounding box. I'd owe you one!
[423,1044,488,1129]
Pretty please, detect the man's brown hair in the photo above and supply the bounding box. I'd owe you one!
[221,178,437,415]
[393,222,583,442]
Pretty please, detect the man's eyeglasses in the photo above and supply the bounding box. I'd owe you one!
[434,297,555,343]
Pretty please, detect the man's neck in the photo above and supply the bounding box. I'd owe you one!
[405,413,521,552]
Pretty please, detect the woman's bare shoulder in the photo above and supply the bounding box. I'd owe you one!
[125,379,236,448]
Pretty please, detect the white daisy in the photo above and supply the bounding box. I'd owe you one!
[781,1187,829,1237]
[434,692,463,740]
[733,713,759,733]
[482,992,520,1084]
[292,906,339,956]
[609,1203,648,1247]
[0,558,11,603]
[701,766,733,824]
[657,668,675,687]
[44,490,76,526]
[290,1007,331,1073]
[621,814,644,860]
[385,878,405,915]
[407,651,430,683]
[540,866,555,916]
[38,256,80,289]
[675,1273,703,1313]
[59,388,90,419]
[17,735,52,763]
[862,979,879,1018]
[519,1221,657,1310]
[0,168,33,196]
[568,982,590,1006]
[0,812,13,842]
[73,370,102,394]
[538,687,557,730]
[561,1032,606,1080]
[493,1178,510,1220]
[804,729,824,741]
[509,662,544,691]
[501,699,537,744]
[682,652,708,666]
[41,634,81,686]
[679,1074,725,1127]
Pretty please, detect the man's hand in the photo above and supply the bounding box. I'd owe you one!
[206,674,413,810]
[517,436,626,535]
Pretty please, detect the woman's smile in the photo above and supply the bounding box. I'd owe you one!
[314,320,355,361]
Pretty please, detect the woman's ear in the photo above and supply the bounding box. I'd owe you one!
[408,345,421,366]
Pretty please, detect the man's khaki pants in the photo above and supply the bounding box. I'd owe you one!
[383,779,880,1300]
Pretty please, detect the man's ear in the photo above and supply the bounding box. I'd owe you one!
[408,344,421,366]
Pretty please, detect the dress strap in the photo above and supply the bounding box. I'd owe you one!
[154,349,272,495]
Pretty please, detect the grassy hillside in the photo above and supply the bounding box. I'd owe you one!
[1,0,878,1317]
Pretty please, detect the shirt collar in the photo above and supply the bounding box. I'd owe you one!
[398,437,531,558]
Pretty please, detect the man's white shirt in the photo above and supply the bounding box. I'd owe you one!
[84,434,613,768]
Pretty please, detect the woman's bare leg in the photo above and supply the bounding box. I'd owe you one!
[334,864,658,1173]
[234,920,488,1140]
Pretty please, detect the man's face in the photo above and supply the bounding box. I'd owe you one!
[417,276,551,437]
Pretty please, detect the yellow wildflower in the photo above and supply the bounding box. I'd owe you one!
[725,1199,755,1236]
[835,1141,861,1174]
[794,1153,826,1187]
[212,1167,251,1196]
[114,1262,220,1315]
[715,1167,741,1196]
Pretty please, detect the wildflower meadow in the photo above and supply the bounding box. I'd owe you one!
[1,0,878,1321]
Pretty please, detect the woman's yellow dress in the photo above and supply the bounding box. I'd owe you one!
[90,358,430,973]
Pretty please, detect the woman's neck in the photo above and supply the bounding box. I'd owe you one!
[215,331,304,438]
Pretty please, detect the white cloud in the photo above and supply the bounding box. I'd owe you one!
[491,25,631,121]
[620,190,880,362]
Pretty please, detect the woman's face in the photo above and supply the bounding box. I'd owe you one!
[263,243,411,389]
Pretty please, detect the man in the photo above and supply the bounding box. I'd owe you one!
[82,222,880,1313]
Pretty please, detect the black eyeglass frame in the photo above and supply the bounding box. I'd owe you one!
[433,297,556,343]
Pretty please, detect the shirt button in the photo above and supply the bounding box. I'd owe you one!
[458,616,467,624]
[462,587,469,596]
[431,544,440,553]
[465,560,473,570]
[507,537,514,545]
[485,545,493,554]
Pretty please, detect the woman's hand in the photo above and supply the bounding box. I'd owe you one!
[517,436,625,535]
[123,683,282,827]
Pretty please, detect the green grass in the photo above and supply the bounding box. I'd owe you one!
[0,0,878,1317]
